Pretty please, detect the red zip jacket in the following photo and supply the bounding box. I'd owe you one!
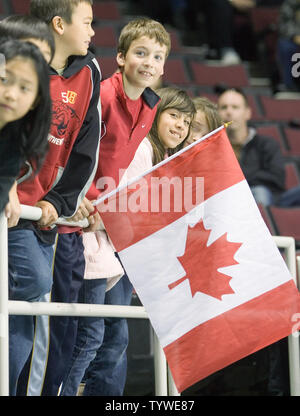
[17,52,101,218]
[87,71,160,201]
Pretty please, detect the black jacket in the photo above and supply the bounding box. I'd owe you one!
[0,134,22,213]
[240,132,285,196]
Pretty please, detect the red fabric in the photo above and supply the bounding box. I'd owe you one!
[87,72,159,200]
[98,126,300,393]
[18,68,93,206]
[98,128,245,251]
[164,280,300,392]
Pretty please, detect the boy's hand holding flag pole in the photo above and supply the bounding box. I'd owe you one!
[93,124,300,393]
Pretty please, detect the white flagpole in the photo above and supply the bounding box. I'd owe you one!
[93,124,229,207]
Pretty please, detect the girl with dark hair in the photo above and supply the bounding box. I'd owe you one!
[0,39,51,217]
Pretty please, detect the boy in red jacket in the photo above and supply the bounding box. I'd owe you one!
[60,18,171,396]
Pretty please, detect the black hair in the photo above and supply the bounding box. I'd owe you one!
[0,39,52,171]
[30,0,93,24]
[0,14,55,62]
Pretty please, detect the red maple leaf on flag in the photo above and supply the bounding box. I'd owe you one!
[168,220,242,300]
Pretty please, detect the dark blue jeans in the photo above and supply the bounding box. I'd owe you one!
[39,232,85,396]
[61,274,133,396]
[251,185,273,206]
[278,185,300,207]
[8,229,55,396]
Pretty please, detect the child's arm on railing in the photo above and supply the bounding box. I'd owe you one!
[5,181,21,228]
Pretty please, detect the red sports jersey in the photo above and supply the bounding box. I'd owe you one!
[18,52,101,218]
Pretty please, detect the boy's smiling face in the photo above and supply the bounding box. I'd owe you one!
[62,2,94,56]
[117,35,167,98]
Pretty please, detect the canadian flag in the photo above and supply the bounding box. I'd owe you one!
[96,127,300,392]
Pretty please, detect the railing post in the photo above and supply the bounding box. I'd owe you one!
[0,213,9,396]
[273,236,300,396]
[167,365,180,396]
[284,237,300,397]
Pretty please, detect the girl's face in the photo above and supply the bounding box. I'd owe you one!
[184,109,209,147]
[0,57,39,130]
[158,108,192,149]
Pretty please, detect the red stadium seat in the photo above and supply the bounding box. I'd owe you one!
[163,58,191,85]
[190,62,250,88]
[93,25,118,48]
[284,128,300,157]
[256,124,287,156]
[245,95,264,121]
[97,55,117,79]
[285,162,300,190]
[168,30,183,53]
[260,96,300,122]
[93,1,121,20]
[250,6,280,34]
[269,206,300,241]
[10,0,30,13]
[257,203,275,235]
[250,7,280,82]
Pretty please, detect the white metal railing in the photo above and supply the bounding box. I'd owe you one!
[0,212,9,397]
[0,206,299,396]
[0,206,178,397]
[273,236,300,396]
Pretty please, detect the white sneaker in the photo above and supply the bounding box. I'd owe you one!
[220,49,241,65]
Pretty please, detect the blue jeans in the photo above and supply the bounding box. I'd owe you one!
[8,229,55,396]
[278,185,300,207]
[16,232,86,396]
[251,185,273,206]
[61,274,133,396]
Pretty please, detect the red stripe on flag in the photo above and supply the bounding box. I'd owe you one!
[164,280,300,392]
[98,128,245,252]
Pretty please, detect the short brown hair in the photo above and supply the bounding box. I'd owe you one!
[118,17,171,58]
[218,87,249,107]
[30,0,93,24]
